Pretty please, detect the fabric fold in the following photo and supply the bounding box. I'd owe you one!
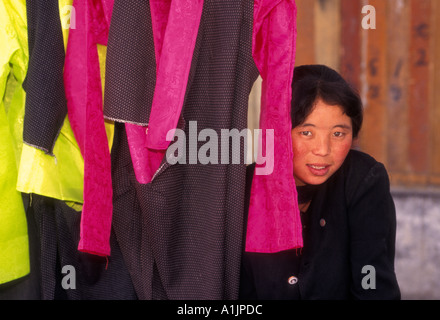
[64,0,114,256]
[144,0,204,151]
[125,0,204,184]
[245,0,303,253]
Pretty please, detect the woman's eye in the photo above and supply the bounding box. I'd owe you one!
[333,132,345,138]
[300,131,312,137]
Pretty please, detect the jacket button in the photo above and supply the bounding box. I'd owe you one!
[320,219,326,227]
[288,276,298,285]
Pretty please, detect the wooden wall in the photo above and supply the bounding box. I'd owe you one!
[293,0,440,189]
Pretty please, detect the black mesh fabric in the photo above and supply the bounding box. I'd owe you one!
[108,0,259,299]
[103,0,156,124]
[22,0,68,155]
[30,194,137,300]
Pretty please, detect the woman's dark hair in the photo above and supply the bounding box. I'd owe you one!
[291,64,363,139]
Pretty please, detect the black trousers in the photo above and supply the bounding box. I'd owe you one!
[0,193,137,300]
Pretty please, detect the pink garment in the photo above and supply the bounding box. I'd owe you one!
[126,0,204,184]
[245,0,303,253]
[64,0,114,256]
[63,0,300,256]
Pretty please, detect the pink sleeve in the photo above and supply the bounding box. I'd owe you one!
[145,0,203,151]
[123,0,172,185]
[125,0,204,184]
[245,0,303,253]
[64,0,114,256]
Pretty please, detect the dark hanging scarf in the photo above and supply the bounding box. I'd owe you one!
[23,0,67,155]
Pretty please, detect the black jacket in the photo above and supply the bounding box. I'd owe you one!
[240,150,401,300]
[105,0,259,299]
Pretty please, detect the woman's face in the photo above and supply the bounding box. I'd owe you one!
[291,99,353,186]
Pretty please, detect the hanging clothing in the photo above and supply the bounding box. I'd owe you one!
[18,0,114,212]
[105,0,302,256]
[122,0,203,184]
[0,195,41,299]
[16,1,84,208]
[0,0,30,285]
[105,0,259,299]
[22,0,68,155]
[29,193,137,300]
[64,0,115,256]
[245,0,302,253]
[103,0,300,299]
[103,0,165,184]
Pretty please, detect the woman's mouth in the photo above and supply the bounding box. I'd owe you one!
[307,164,330,176]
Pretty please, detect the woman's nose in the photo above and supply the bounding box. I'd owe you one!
[312,135,331,156]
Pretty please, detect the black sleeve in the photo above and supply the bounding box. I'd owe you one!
[23,0,67,155]
[347,162,401,300]
[239,163,258,299]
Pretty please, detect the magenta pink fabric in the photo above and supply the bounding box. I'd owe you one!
[62,0,301,256]
[245,0,303,253]
[64,0,114,256]
[126,0,204,184]
[124,1,169,184]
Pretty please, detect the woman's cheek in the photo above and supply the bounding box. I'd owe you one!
[333,140,353,166]
[292,143,309,186]
[292,138,308,159]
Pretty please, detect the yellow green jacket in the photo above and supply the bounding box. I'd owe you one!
[0,0,30,285]
[0,0,112,284]
[17,0,113,208]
